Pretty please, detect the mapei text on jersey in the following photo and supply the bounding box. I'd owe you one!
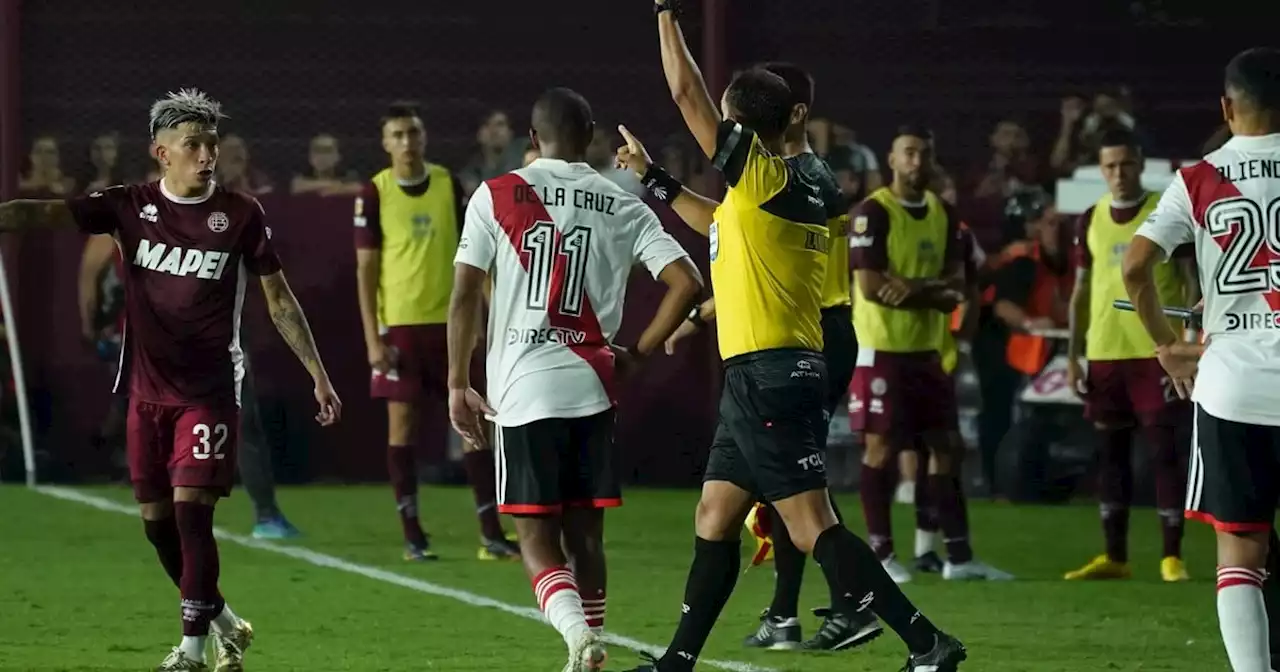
[133,239,233,280]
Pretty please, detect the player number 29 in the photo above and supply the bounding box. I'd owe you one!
[192,423,229,460]
[1207,196,1280,295]
[521,221,592,316]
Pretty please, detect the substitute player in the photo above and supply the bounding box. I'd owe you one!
[850,126,1010,583]
[354,102,517,561]
[914,221,990,571]
[0,89,341,672]
[617,3,965,670]
[1124,47,1280,672]
[79,235,304,540]
[447,87,702,672]
[1064,127,1199,583]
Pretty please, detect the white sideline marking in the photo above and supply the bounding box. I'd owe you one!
[34,486,778,672]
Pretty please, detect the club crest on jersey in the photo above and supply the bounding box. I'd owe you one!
[207,211,229,233]
[853,215,868,234]
[139,204,159,222]
[133,239,231,280]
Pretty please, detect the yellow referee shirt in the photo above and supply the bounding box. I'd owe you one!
[709,121,829,360]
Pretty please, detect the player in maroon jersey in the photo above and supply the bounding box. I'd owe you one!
[0,89,341,672]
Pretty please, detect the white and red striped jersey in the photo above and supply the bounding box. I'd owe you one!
[454,158,690,427]
[1136,134,1280,426]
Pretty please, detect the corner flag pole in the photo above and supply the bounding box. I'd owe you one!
[0,249,37,486]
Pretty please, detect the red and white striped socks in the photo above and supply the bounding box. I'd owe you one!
[533,566,590,648]
[1216,566,1271,672]
[582,591,606,634]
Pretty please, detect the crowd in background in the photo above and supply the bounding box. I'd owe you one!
[8,83,1181,498]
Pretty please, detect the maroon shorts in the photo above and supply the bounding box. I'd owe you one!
[1085,358,1186,427]
[127,397,239,503]
[848,350,957,438]
[370,324,485,402]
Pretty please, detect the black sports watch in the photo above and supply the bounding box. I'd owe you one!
[686,304,706,330]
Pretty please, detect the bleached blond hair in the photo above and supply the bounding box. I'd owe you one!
[148,88,227,139]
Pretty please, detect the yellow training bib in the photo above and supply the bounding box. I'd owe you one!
[852,188,951,353]
[1085,193,1186,361]
[372,164,460,326]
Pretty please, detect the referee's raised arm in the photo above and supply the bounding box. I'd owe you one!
[653,0,720,158]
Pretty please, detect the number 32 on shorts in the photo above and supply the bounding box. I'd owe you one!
[192,423,229,460]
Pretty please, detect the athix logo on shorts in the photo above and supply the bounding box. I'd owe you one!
[1225,311,1280,331]
[133,239,232,280]
[206,211,229,233]
[791,359,820,379]
[506,326,587,346]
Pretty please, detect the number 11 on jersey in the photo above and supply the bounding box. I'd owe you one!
[521,221,592,316]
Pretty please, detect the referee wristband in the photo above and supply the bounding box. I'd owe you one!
[641,165,683,205]
[687,305,706,329]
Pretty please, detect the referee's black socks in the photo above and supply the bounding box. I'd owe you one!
[659,536,741,671]
[813,524,940,654]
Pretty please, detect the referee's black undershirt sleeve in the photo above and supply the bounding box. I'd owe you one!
[713,121,753,188]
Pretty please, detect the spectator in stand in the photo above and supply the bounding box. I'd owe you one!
[587,127,643,194]
[217,134,275,195]
[291,133,362,196]
[18,135,76,196]
[992,190,1071,360]
[82,132,123,193]
[652,135,712,196]
[458,110,525,196]
[810,118,882,204]
[964,120,1040,253]
[933,167,959,206]
[1051,90,1150,177]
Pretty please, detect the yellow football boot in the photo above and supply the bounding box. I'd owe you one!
[1161,556,1190,582]
[1064,554,1131,580]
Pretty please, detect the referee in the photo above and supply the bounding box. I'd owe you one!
[615,2,966,671]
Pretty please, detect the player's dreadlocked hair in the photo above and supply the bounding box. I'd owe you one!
[724,68,793,140]
[148,88,226,140]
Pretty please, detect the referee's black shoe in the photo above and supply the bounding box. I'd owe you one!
[742,609,801,650]
[801,606,883,651]
[902,633,967,672]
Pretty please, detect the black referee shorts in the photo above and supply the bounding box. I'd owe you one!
[820,305,856,419]
[1186,403,1280,534]
[703,348,830,502]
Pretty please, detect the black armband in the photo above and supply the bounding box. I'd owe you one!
[654,0,678,16]
[641,165,683,205]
